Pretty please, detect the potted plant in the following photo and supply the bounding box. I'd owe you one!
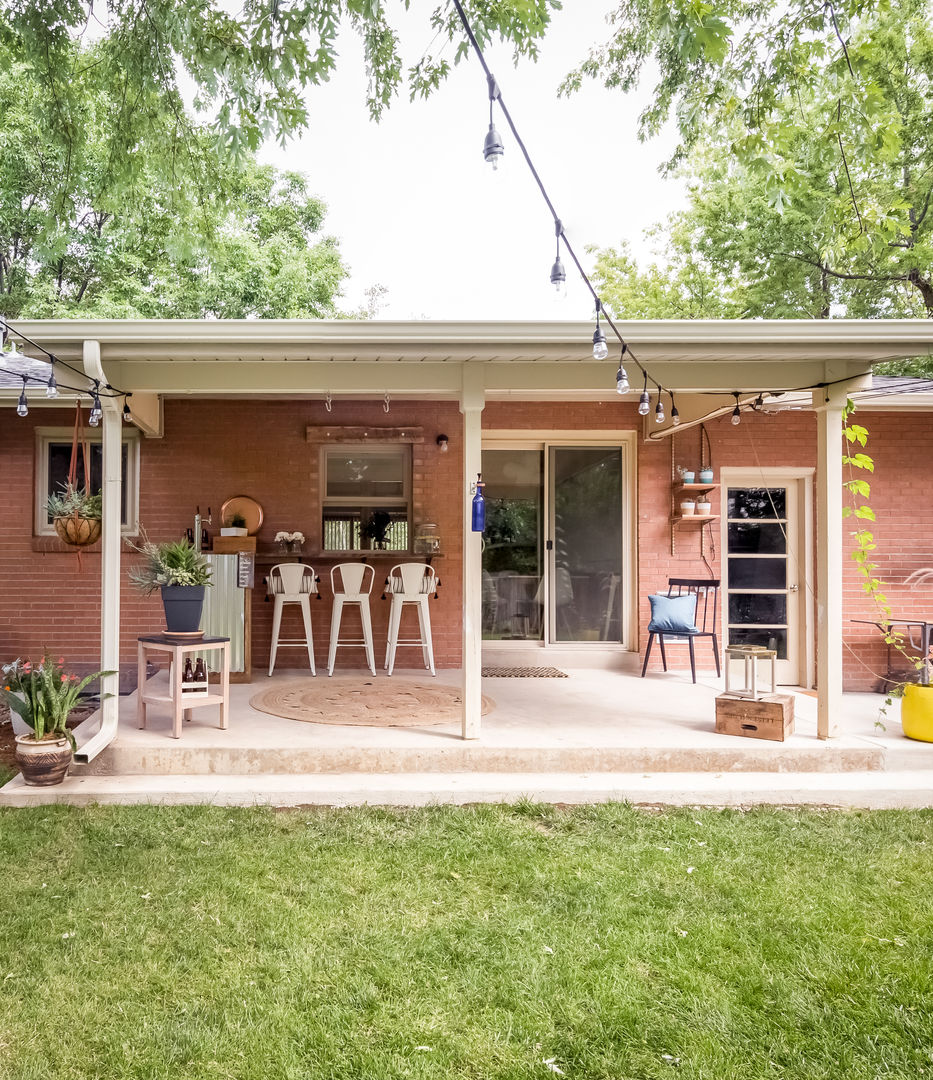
[679,498,697,517]
[363,511,392,550]
[221,512,249,537]
[696,497,713,516]
[1,652,113,786]
[47,482,103,547]
[128,531,212,633]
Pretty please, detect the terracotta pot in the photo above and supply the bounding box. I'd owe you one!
[54,515,102,547]
[14,734,72,787]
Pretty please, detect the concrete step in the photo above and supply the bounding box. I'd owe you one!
[80,741,887,777]
[4,770,933,809]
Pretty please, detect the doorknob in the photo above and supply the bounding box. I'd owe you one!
[789,584,799,592]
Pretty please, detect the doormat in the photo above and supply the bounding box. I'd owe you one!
[250,678,494,727]
[481,666,569,678]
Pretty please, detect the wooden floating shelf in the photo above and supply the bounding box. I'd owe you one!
[673,515,720,525]
[676,483,720,493]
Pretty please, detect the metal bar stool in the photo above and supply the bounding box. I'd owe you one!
[384,563,438,676]
[268,563,320,676]
[327,562,377,676]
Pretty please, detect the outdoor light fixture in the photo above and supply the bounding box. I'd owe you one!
[638,372,651,416]
[592,301,608,360]
[16,378,27,417]
[46,366,59,398]
[550,220,566,294]
[731,392,742,426]
[483,74,504,169]
[436,434,449,452]
[89,390,103,426]
[123,397,132,423]
[655,393,666,424]
[670,390,680,426]
[615,364,629,394]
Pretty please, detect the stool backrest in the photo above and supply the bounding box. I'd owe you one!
[387,563,436,597]
[269,563,317,597]
[331,562,375,597]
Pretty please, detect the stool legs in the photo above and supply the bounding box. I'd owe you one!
[386,597,435,677]
[328,597,376,677]
[327,597,344,676]
[269,595,316,677]
[300,596,316,676]
[269,596,284,676]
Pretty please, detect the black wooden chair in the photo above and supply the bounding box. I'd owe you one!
[640,578,721,683]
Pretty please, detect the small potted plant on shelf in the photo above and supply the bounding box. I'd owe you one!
[1,652,113,786]
[696,497,713,516]
[363,511,392,550]
[128,530,212,633]
[221,512,248,537]
[47,482,103,547]
[679,498,697,517]
[677,466,696,485]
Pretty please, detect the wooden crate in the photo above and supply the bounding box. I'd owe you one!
[212,536,257,554]
[715,692,794,742]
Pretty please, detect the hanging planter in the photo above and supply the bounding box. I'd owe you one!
[48,486,103,547]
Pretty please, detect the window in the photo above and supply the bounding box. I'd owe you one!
[321,445,410,551]
[35,428,140,536]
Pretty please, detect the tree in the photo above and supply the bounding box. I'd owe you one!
[0,43,347,318]
[584,0,933,321]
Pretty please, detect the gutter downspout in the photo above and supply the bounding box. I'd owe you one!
[74,339,122,764]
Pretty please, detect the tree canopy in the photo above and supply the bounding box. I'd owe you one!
[0,39,347,318]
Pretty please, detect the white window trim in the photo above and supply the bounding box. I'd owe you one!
[321,444,411,506]
[35,427,140,537]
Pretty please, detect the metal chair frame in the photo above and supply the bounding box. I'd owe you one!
[640,577,721,683]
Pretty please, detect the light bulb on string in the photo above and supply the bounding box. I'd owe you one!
[655,392,666,424]
[731,392,742,426]
[122,397,132,423]
[46,365,59,398]
[89,390,102,426]
[16,379,28,417]
[670,390,680,426]
[615,343,629,394]
[592,300,608,360]
[637,372,650,416]
[483,74,504,170]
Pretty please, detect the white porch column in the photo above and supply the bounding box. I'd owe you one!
[460,365,485,740]
[814,385,847,739]
[74,339,122,763]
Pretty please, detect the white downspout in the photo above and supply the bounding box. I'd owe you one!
[74,339,122,764]
[460,365,485,739]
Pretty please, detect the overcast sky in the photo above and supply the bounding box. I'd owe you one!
[258,3,687,321]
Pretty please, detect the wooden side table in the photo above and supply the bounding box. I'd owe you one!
[137,634,231,739]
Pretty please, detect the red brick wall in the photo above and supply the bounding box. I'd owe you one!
[2,397,929,690]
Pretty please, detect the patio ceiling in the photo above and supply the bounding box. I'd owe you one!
[3,318,933,399]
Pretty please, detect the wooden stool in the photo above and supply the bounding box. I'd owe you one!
[137,634,230,739]
[724,645,776,700]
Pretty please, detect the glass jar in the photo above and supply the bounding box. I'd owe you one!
[414,523,441,555]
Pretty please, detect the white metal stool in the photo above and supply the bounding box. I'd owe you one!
[384,563,438,677]
[327,563,377,676]
[724,644,777,700]
[268,563,320,676]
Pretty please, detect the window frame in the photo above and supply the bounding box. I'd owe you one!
[320,443,412,552]
[35,427,141,537]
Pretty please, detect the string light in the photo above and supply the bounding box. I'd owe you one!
[16,378,28,417]
[122,396,132,422]
[483,74,504,170]
[46,364,59,398]
[731,392,742,426]
[670,390,680,426]
[89,388,103,426]
[638,371,651,416]
[655,390,666,424]
[549,220,566,294]
[592,301,608,360]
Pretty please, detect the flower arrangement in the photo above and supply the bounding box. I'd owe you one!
[275,530,305,552]
[126,530,212,595]
[1,652,113,747]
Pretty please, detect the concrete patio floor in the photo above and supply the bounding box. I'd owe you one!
[3,666,933,807]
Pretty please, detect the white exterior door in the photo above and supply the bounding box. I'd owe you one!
[721,474,812,685]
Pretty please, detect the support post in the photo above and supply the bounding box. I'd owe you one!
[460,366,485,739]
[814,385,847,739]
[74,340,122,764]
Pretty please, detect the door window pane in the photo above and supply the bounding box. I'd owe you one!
[729,593,787,625]
[727,522,787,554]
[727,488,786,519]
[481,450,544,640]
[728,627,788,659]
[551,447,623,643]
[728,557,786,590]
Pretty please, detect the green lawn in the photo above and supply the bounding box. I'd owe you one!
[1,803,931,1080]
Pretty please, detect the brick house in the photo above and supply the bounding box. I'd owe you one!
[1,318,932,761]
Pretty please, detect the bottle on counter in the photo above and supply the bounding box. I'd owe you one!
[194,658,207,684]
[183,657,194,683]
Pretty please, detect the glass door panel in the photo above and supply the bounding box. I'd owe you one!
[725,484,799,681]
[549,447,624,643]
[481,450,544,640]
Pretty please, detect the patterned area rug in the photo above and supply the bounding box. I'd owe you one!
[481,666,569,678]
[250,678,495,727]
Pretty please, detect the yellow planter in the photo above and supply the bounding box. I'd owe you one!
[901,684,933,743]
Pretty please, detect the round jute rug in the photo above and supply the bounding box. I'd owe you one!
[249,678,495,727]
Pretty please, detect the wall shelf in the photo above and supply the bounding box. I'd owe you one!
[676,483,720,494]
[673,514,719,526]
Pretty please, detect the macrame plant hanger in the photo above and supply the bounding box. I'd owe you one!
[53,401,101,562]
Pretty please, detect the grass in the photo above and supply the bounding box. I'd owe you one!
[0,803,931,1080]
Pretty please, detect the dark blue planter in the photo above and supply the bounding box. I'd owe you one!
[160,585,205,633]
